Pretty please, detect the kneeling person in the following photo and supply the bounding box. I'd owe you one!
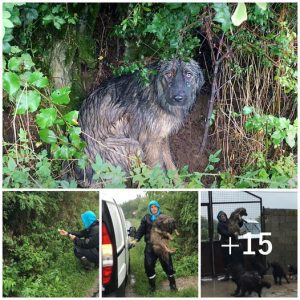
[58,211,99,270]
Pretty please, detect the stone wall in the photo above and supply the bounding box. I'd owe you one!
[263,208,297,269]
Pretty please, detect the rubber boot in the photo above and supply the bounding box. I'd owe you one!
[80,256,94,270]
[148,277,156,293]
[168,275,178,291]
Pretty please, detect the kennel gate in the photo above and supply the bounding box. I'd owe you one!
[201,191,263,277]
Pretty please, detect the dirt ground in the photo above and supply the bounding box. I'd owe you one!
[201,275,297,297]
[85,276,99,297]
[161,275,198,292]
[170,93,215,172]
[125,275,198,296]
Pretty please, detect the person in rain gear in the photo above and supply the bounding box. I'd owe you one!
[217,210,244,281]
[58,210,99,270]
[130,200,177,292]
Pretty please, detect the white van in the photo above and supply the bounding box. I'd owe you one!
[102,198,136,297]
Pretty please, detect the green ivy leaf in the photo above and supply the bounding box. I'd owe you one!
[8,57,23,72]
[10,46,22,54]
[51,87,71,105]
[3,18,14,28]
[7,54,35,72]
[36,108,57,129]
[21,53,35,70]
[39,129,57,143]
[42,14,54,25]
[54,145,74,159]
[3,11,11,19]
[16,90,41,114]
[213,3,232,32]
[68,126,82,146]
[208,149,222,163]
[231,3,248,26]
[271,130,283,145]
[3,72,20,95]
[63,110,79,125]
[242,106,254,115]
[54,119,65,125]
[18,128,28,142]
[285,125,297,148]
[256,3,267,10]
[28,71,49,88]
[59,180,78,188]
[7,157,16,171]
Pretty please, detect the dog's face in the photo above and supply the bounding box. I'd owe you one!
[154,214,176,233]
[234,207,248,217]
[239,208,248,217]
[156,59,204,108]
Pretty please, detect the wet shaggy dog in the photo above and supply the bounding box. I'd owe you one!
[228,207,248,236]
[230,263,271,297]
[150,214,178,262]
[77,59,204,186]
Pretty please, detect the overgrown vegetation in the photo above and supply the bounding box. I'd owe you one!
[121,191,198,296]
[2,3,297,188]
[3,191,99,297]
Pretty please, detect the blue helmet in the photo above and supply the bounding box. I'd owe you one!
[148,200,161,221]
[81,211,97,228]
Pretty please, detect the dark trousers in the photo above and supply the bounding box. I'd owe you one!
[74,246,99,265]
[221,245,231,269]
[144,243,175,278]
[221,240,244,271]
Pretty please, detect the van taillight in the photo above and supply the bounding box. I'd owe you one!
[102,222,113,285]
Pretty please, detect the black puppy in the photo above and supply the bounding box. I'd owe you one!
[250,250,269,278]
[288,264,297,280]
[269,262,290,285]
[230,263,271,297]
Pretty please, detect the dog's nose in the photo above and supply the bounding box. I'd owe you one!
[174,95,184,102]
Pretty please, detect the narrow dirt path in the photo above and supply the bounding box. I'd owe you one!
[125,275,198,296]
[85,276,99,297]
[161,275,198,291]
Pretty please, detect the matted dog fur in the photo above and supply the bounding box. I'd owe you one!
[76,59,204,187]
[150,214,177,262]
[228,207,248,236]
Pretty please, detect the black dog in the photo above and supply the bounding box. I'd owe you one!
[250,250,269,278]
[288,264,297,280]
[269,262,290,285]
[230,263,271,297]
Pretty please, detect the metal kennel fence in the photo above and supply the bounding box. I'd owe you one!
[201,191,263,277]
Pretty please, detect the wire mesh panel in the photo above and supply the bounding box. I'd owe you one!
[201,192,209,203]
[200,191,262,277]
[201,206,209,241]
[210,191,261,240]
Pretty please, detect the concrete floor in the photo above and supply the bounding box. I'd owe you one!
[201,275,297,297]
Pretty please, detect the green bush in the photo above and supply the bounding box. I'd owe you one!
[3,191,99,297]
[2,3,297,188]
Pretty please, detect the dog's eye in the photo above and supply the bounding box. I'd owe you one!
[165,71,174,79]
[186,72,193,78]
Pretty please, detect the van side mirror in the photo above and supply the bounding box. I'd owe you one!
[128,226,136,237]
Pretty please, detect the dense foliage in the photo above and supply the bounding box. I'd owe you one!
[3,191,99,297]
[2,3,297,188]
